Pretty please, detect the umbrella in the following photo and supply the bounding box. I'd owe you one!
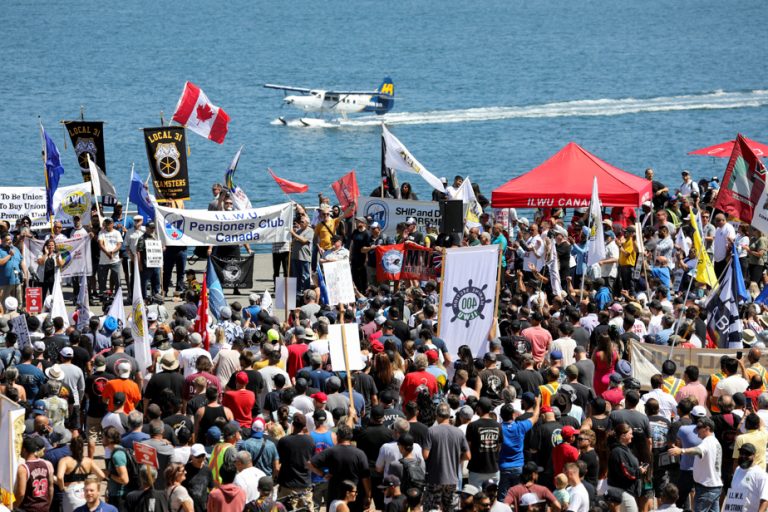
[688,136,768,157]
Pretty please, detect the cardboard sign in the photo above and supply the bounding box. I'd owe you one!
[321,259,356,306]
[274,277,297,310]
[145,239,163,268]
[9,315,30,349]
[133,441,159,469]
[25,288,42,314]
[328,324,365,372]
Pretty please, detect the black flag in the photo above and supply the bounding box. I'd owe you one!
[210,255,254,288]
[64,121,106,181]
[143,127,190,201]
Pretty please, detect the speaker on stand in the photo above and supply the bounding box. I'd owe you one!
[440,200,464,246]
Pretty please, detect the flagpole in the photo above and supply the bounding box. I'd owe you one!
[493,243,503,322]
[578,212,594,304]
[667,272,697,360]
[123,163,134,226]
[284,245,292,323]
[436,248,448,338]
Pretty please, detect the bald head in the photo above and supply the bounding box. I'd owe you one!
[749,348,762,364]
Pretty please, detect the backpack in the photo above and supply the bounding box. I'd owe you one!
[399,457,426,492]
[131,488,170,512]
[110,445,140,492]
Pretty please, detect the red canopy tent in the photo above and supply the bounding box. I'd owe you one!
[688,136,768,158]
[491,142,652,208]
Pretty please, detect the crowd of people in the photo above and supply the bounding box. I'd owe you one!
[2,168,768,512]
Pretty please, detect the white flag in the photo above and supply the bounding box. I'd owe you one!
[547,239,563,296]
[262,289,273,316]
[586,177,606,266]
[675,227,691,257]
[130,258,152,375]
[106,286,126,332]
[87,154,117,199]
[74,274,92,330]
[438,245,499,356]
[50,270,70,327]
[225,146,252,211]
[454,176,483,227]
[382,125,445,192]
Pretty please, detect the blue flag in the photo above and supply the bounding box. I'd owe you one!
[316,263,330,305]
[42,127,64,218]
[129,169,155,221]
[706,244,749,348]
[756,284,768,306]
[206,257,226,321]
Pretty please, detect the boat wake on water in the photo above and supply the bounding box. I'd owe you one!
[271,89,768,128]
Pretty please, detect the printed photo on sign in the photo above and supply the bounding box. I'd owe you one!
[328,324,365,372]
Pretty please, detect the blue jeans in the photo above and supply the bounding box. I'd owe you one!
[499,467,523,501]
[694,484,722,512]
[291,259,311,294]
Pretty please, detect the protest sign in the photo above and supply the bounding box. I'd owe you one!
[133,442,159,469]
[145,239,163,268]
[10,315,30,349]
[322,259,355,305]
[25,287,42,314]
[328,323,365,372]
[359,197,441,237]
[52,183,93,228]
[274,277,297,310]
[0,187,47,229]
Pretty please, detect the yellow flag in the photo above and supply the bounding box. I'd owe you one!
[690,214,717,287]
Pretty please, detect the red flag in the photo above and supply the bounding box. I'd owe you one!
[714,133,767,222]
[375,244,405,281]
[195,273,210,351]
[268,168,309,194]
[331,170,360,217]
[172,82,230,144]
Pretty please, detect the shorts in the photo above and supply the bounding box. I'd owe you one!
[86,416,103,444]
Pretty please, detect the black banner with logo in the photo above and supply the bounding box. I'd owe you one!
[64,121,106,181]
[211,255,254,288]
[143,127,190,201]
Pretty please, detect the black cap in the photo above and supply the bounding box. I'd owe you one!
[739,443,757,455]
[523,461,544,473]
[371,405,385,421]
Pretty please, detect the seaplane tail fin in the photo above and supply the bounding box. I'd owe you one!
[374,77,394,114]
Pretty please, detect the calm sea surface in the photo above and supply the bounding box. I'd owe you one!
[2,0,767,209]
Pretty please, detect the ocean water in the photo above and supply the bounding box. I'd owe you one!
[2,0,767,210]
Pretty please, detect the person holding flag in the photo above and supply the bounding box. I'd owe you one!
[706,242,750,348]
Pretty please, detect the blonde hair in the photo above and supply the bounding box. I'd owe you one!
[554,473,568,490]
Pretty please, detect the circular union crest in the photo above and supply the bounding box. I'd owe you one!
[382,249,402,274]
[221,263,242,283]
[445,279,492,328]
[62,191,88,217]
[164,214,185,240]
[133,304,145,337]
[364,200,389,230]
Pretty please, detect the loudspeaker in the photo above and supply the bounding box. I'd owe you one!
[440,200,464,244]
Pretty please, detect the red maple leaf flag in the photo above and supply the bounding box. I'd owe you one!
[268,168,309,194]
[173,82,230,144]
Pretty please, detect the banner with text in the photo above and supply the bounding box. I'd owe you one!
[211,254,255,288]
[401,242,440,280]
[359,197,441,237]
[24,235,92,279]
[155,202,292,246]
[0,187,47,229]
[64,121,106,181]
[438,245,499,356]
[143,126,190,201]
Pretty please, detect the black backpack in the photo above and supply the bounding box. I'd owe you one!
[399,457,426,492]
[110,445,140,492]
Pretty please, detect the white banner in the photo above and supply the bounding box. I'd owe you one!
[438,245,499,356]
[24,235,92,279]
[322,259,356,306]
[328,324,365,372]
[155,202,292,246]
[52,183,93,228]
[274,277,296,310]
[145,239,163,268]
[359,197,441,237]
[0,395,25,508]
[0,187,48,230]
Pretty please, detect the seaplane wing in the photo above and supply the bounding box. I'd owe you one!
[263,84,313,94]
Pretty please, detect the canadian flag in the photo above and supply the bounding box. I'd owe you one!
[172,82,230,144]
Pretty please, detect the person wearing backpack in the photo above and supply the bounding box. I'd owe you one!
[105,425,138,510]
[397,433,426,495]
[125,465,170,512]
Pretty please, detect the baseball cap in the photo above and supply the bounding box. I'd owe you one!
[405,217,416,225]
[739,443,757,455]
[691,405,708,418]
[313,409,328,423]
[249,293,260,302]
[370,221,380,229]
[460,484,480,496]
[33,341,45,353]
[377,475,401,489]
[190,444,207,458]
[93,355,107,372]
[235,371,249,385]
[523,461,544,473]
[32,400,47,415]
[116,361,132,379]
[251,418,266,438]
[550,350,563,360]
[221,422,239,438]
[426,349,439,363]
[609,303,624,313]
[520,493,545,506]
[311,392,328,403]
[59,346,73,358]
[521,391,536,404]
[561,425,579,438]
[609,373,623,384]
[147,310,158,322]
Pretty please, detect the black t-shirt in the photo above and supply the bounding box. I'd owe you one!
[350,229,372,264]
[355,424,395,467]
[392,320,410,346]
[311,444,370,507]
[183,462,214,512]
[466,418,502,474]
[530,420,562,476]
[514,369,543,395]
[408,421,429,448]
[85,370,116,418]
[145,371,185,408]
[186,393,208,417]
[479,368,506,404]
[501,335,531,363]
[579,449,599,488]
[226,369,264,398]
[353,373,379,415]
[384,495,408,512]
[381,407,406,429]
[72,346,91,371]
[276,434,316,488]
[609,409,651,463]
[569,381,595,409]
[367,234,389,268]
[163,413,194,441]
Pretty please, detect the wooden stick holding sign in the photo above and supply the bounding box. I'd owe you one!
[339,303,354,418]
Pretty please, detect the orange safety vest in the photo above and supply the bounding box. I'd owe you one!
[662,376,683,397]
[540,382,560,407]
[709,372,725,413]
[746,364,768,391]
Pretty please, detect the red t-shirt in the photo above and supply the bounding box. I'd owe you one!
[400,370,438,405]
[602,387,624,407]
[222,389,255,427]
[286,344,309,379]
[552,441,580,475]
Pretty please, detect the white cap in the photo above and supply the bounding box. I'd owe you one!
[691,405,707,418]
[190,443,206,457]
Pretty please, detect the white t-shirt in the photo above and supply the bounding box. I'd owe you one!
[567,483,590,512]
[692,435,723,488]
[601,241,619,278]
[714,223,736,262]
[233,466,266,503]
[98,229,123,265]
[728,465,768,512]
[179,347,211,378]
[714,375,749,397]
[308,338,330,356]
[551,337,577,367]
[376,440,425,477]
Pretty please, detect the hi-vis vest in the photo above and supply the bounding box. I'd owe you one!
[662,376,683,397]
[540,382,560,407]
[709,372,725,413]
[746,364,768,391]
[209,441,233,484]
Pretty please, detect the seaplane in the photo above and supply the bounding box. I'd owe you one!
[264,77,394,127]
